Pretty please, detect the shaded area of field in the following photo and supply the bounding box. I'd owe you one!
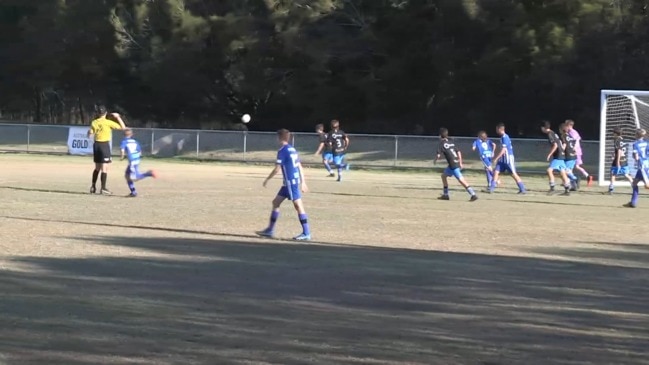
[1,234,648,365]
[1,154,648,365]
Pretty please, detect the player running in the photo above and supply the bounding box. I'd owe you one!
[257,129,311,241]
[435,128,478,202]
[120,129,157,197]
[608,127,634,194]
[624,129,649,208]
[561,123,581,191]
[541,121,571,195]
[327,120,350,182]
[472,131,497,189]
[566,120,592,185]
[314,123,335,177]
[87,105,126,195]
[489,123,526,194]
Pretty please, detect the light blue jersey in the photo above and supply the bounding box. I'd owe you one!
[633,139,649,169]
[120,137,142,165]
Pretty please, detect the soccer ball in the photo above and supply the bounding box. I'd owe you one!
[241,114,251,124]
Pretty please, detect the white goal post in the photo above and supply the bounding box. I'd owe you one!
[599,89,649,186]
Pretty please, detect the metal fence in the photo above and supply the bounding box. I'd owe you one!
[0,123,599,174]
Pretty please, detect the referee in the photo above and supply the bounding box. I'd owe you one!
[87,105,126,194]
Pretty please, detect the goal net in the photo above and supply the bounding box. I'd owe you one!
[599,89,649,186]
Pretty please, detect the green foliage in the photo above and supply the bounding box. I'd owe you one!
[2,0,649,136]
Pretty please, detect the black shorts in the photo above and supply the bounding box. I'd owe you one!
[93,141,112,164]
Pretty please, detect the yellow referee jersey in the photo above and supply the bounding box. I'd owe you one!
[90,117,121,142]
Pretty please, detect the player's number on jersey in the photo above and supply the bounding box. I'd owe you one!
[335,139,343,149]
[126,142,139,153]
[290,153,299,168]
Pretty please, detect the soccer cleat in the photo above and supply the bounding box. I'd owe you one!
[100,189,112,195]
[256,229,274,238]
[517,190,526,195]
[127,192,137,198]
[328,172,335,177]
[293,233,312,241]
[623,202,636,208]
[469,195,478,202]
[337,175,342,182]
[90,186,96,194]
[481,188,492,194]
[560,191,571,196]
[438,195,450,200]
[547,189,557,196]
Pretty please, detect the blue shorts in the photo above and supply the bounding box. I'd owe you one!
[635,167,649,182]
[549,159,567,171]
[322,152,333,161]
[481,157,492,169]
[278,184,302,201]
[495,156,517,174]
[611,166,630,176]
[333,154,345,166]
[565,159,576,170]
[444,167,463,179]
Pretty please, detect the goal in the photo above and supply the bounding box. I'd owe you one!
[599,89,649,186]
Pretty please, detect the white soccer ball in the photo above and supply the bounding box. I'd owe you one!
[241,114,251,124]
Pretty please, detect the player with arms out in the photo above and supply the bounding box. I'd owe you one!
[541,121,571,195]
[489,123,526,194]
[257,129,311,241]
[314,123,335,177]
[327,120,350,182]
[87,105,126,195]
[435,128,478,202]
[472,131,497,189]
[608,127,634,194]
[566,120,592,185]
[120,129,158,197]
[624,129,649,208]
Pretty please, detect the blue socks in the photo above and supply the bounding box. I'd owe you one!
[299,213,310,235]
[127,181,136,193]
[443,186,449,196]
[517,181,526,193]
[632,186,640,206]
[268,211,279,231]
[485,170,493,187]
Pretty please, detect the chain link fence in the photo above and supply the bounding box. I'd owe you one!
[0,123,599,174]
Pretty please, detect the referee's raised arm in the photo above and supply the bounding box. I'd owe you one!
[88,105,127,195]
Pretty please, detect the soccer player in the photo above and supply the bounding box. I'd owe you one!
[314,123,334,177]
[120,129,157,197]
[566,120,592,185]
[489,123,526,194]
[87,105,126,195]
[257,129,311,241]
[541,121,571,195]
[561,123,581,191]
[472,131,497,189]
[327,119,350,182]
[435,128,478,201]
[624,129,649,208]
[608,127,633,194]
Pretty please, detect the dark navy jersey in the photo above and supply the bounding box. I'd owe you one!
[548,131,565,160]
[612,136,628,167]
[318,132,332,152]
[437,138,461,169]
[564,133,577,160]
[328,130,347,155]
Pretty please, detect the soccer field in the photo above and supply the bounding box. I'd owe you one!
[0,154,648,365]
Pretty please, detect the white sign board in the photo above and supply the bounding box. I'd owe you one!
[67,126,105,155]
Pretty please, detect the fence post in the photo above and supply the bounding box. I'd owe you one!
[243,131,248,161]
[196,131,200,157]
[394,135,399,167]
[151,129,155,155]
[26,125,31,153]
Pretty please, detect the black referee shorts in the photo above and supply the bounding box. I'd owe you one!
[93,141,112,164]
